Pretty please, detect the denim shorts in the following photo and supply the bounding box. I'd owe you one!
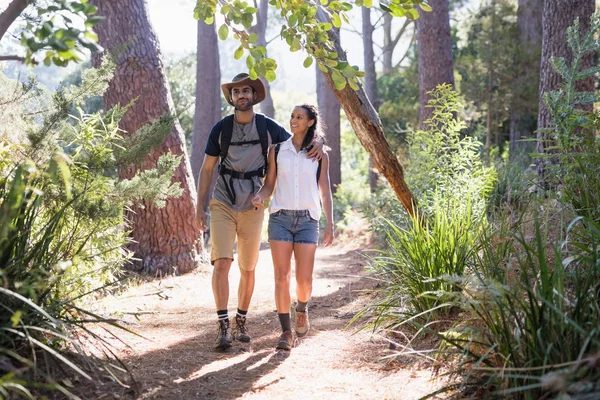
[268,209,319,245]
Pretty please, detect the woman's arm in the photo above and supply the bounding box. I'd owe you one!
[318,152,334,247]
[252,146,277,208]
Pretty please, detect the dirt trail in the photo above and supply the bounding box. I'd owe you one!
[87,245,444,399]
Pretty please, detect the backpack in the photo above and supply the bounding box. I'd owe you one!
[217,113,277,205]
[274,142,322,186]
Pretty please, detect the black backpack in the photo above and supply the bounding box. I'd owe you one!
[217,113,277,205]
[274,142,322,186]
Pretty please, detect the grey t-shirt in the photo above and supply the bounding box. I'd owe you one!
[205,114,290,211]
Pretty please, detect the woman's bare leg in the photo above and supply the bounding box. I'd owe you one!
[270,240,294,313]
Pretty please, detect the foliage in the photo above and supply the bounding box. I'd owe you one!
[0,59,182,396]
[2,0,104,67]
[377,60,420,145]
[192,0,432,89]
[367,194,479,323]
[406,84,496,219]
[423,207,600,400]
[541,13,600,223]
[165,53,196,148]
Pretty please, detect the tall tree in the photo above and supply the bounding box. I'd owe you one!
[536,0,594,177]
[362,6,379,192]
[316,7,341,193]
[382,14,413,76]
[509,0,542,157]
[191,20,221,213]
[416,0,454,126]
[249,0,275,118]
[91,0,203,274]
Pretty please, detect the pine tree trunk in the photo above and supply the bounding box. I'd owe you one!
[317,8,417,216]
[416,0,454,127]
[316,61,342,193]
[91,0,203,275]
[251,0,275,118]
[509,0,542,157]
[362,6,379,192]
[192,19,221,212]
[382,13,393,76]
[536,0,594,178]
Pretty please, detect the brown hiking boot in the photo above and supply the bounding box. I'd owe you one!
[295,311,310,337]
[275,330,293,350]
[215,320,232,350]
[233,315,251,342]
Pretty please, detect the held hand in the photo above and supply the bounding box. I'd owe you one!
[251,194,264,209]
[322,224,334,247]
[196,208,208,232]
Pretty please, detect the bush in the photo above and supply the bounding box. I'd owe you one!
[0,58,182,397]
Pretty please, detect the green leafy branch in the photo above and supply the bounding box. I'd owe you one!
[20,0,104,67]
[194,0,429,90]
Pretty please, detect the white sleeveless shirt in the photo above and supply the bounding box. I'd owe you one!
[269,138,321,221]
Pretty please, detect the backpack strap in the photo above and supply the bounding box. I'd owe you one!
[316,157,322,185]
[255,114,269,173]
[219,114,234,164]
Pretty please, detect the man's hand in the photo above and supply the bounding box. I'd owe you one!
[306,138,324,161]
[322,223,334,247]
[196,208,208,232]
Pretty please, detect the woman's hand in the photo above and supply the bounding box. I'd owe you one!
[251,193,264,209]
[322,223,334,247]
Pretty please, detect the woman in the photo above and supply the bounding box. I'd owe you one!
[252,104,334,350]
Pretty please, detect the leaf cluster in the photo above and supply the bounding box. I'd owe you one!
[20,0,104,67]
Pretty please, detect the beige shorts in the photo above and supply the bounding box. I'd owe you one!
[209,199,264,271]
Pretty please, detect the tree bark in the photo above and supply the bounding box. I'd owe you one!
[0,0,31,42]
[416,0,454,127]
[509,0,542,157]
[91,0,203,275]
[191,19,221,213]
[382,13,393,76]
[536,0,594,177]
[362,6,379,192]
[316,57,341,193]
[317,8,416,216]
[250,0,275,118]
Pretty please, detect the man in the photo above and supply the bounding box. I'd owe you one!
[196,73,322,350]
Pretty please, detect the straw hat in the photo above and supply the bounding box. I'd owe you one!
[220,73,266,106]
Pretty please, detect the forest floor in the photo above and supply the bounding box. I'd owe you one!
[75,242,448,400]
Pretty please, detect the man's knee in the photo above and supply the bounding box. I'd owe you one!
[213,258,233,274]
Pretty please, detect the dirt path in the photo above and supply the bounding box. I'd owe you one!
[87,245,444,399]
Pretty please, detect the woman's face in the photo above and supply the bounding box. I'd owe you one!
[289,107,314,135]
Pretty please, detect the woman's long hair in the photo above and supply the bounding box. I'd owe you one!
[296,103,326,151]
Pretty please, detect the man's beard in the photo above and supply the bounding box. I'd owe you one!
[234,99,254,112]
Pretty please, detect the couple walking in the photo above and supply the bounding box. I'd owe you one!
[195,73,335,351]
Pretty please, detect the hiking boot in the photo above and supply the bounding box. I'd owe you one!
[295,311,310,338]
[215,320,232,350]
[275,330,293,350]
[233,315,251,343]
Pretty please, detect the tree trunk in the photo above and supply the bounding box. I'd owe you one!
[362,6,379,192]
[192,19,221,213]
[509,0,542,157]
[317,8,416,216]
[316,60,341,193]
[536,0,594,177]
[91,0,203,275]
[484,0,495,165]
[250,0,275,118]
[382,13,393,76]
[416,0,454,127]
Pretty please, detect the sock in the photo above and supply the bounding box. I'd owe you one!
[278,313,291,332]
[236,308,248,319]
[296,300,308,313]
[217,309,229,322]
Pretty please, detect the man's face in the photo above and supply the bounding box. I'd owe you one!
[231,84,256,111]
